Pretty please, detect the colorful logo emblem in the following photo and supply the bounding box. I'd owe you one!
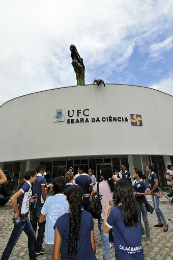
[130,114,142,126]
[54,108,65,122]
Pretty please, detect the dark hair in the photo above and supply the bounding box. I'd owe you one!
[133,168,138,171]
[167,165,172,170]
[65,172,74,183]
[53,177,66,194]
[113,179,139,227]
[88,168,93,173]
[67,185,83,258]
[37,165,45,173]
[147,165,153,171]
[78,165,86,173]
[56,167,66,177]
[99,165,104,170]
[171,177,173,180]
[17,169,36,191]
[135,170,146,179]
[114,169,118,173]
[102,167,114,193]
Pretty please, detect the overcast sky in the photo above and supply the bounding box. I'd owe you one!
[0,0,173,106]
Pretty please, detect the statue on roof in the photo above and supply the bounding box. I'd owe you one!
[70,44,85,86]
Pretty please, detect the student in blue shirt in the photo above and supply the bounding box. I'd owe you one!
[39,177,69,260]
[52,185,96,260]
[146,165,168,232]
[133,170,151,244]
[103,179,144,260]
[1,169,37,260]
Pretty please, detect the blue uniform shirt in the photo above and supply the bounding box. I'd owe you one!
[106,206,144,260]
[118,170,130,179]
[18,181,32,214]
[32,173,45,204]
[54,210,96,260]
[75,174,92,196]
[133,180,148,199]
[148,172,159,193]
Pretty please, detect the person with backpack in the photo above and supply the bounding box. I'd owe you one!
[52,185,96,260]
[1,169,37,260]
[146,165,168,231]
[90,167,114,260]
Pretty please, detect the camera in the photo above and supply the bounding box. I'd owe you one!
[109,200,114,206]
[33,194,38,199]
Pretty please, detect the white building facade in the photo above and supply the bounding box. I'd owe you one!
[0,84,173,187]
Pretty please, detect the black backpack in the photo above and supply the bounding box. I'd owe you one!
[89,182,102,219]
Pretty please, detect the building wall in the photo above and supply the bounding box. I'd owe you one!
[0,84,173,163]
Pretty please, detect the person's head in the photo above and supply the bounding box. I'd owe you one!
[114,169,119,175]
[65,172,74,183]
[99,165,103,174]
[78,165,86,174]
[17,169,37,191]
[37,165,45,175]
[53,177,66,195]
[167,165,173,170]
[88,168,93,176]
[102,167,114,192]
[134,170,146,180]
[113,179,139,227]
[133,168,138,174]
[57,167,66,177]
[67,185,83,257]
[146,165,153,173]
[68,166,73,173]
[120,164,126,173]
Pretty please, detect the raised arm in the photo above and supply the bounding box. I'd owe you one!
[0,169,7,184]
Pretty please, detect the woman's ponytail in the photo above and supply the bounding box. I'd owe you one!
[67,185,83,258]
[17,169,36,191]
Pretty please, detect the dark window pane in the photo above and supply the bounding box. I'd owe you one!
[53,161,59,166]
[96,159,103,164]
[104,158,111,163]
[81,160,88,164]
[60,161,66,166]
[74,160,80,165]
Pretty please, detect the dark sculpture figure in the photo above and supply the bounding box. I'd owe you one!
[70,44,85,86]
[93,79,105,87]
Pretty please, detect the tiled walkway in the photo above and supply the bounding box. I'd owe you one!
[0,193,173,260]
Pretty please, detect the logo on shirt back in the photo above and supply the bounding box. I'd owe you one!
[49,204,66,223]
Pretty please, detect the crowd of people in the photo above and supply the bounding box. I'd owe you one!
[1,163,173,260]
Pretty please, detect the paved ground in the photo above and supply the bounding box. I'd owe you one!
[0,193,173,260]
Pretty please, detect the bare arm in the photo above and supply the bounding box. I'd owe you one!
[0,169,7,184]
[90,229,96,253]
[112,176,119,182]
[103,202,113,233]
[89,190,95,201]
[39,213,47,223]
[52,227,62,260]
[11,190,23,218]
[136,188,151,197]
[41,185,46,202]
[50,185,53,192]
[151,180,158,195]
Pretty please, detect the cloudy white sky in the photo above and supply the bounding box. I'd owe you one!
[0,0,173,106]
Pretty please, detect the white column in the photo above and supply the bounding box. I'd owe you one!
[128,155,133,177]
